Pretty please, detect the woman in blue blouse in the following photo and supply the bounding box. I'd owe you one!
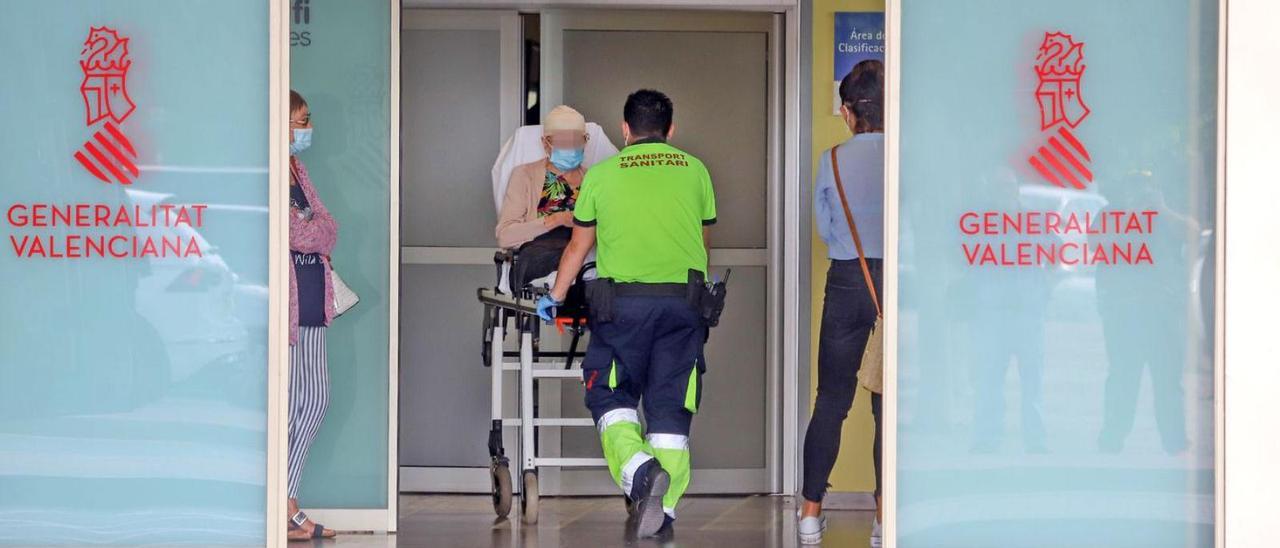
[798,59,885,547]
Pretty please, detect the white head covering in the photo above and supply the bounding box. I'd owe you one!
[543,105,586,133]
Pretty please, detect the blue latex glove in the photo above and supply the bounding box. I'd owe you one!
[536,295,561,323]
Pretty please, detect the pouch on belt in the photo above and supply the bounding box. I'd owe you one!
[585,278,615,324]
[686,269,730,328]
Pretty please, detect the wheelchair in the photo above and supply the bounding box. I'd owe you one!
[477,247,605,524]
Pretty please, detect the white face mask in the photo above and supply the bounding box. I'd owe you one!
[549,148,585,170]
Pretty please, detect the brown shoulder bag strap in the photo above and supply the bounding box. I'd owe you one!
[829,146,882,317]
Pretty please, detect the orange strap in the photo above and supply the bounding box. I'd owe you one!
[554,316,586,334]
[829,147,882,317]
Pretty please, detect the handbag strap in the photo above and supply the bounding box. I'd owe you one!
[829,146,882,317]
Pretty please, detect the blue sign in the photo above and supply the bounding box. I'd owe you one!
[833,12,885,114]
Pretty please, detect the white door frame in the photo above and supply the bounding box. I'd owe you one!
[387,0,401,531]
[267,0,290,545]
[395,0,804,498]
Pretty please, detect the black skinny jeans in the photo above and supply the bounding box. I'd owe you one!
[803,258,883,502]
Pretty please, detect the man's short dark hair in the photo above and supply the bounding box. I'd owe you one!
[623,89,674,138]
[839,60,884,133]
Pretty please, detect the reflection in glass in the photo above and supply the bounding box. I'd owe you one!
[1095,170,1201,455]
[957,169,1051,454]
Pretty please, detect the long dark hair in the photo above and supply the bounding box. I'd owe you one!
[839,60,884,134]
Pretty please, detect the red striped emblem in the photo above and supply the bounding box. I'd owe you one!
[76,124,138,184]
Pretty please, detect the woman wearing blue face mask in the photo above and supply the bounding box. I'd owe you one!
[284,90,340,541]
[496,105,590,286]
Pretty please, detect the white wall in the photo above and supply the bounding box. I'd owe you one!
[1224,0,1280,545]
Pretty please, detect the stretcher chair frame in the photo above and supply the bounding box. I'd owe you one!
[478,267,606,524]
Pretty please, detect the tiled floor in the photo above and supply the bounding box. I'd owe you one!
[312,495,876,548]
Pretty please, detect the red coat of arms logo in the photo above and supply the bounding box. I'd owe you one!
[74,26,140,185]
[1027,31,1093,189]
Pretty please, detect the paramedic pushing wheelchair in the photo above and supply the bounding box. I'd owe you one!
[536,89,727,541]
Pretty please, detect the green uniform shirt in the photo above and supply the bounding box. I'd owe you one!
[573,139,717,284]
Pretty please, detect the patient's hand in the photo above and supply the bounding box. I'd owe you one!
[542,211,574,228]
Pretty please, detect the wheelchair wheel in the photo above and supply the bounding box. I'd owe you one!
[491,462,512,518]
[521,470,539,524]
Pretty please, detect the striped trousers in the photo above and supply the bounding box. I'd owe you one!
[288,326,330,499]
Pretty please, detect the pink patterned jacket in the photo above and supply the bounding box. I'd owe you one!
[289,157,337,345]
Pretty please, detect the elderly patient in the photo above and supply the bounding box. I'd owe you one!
[496,105,590,287]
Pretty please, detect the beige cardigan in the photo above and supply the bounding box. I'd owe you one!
[495,159,584,249]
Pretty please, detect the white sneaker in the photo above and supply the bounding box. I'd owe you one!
[797,510,826,545]
[870,518,883,547]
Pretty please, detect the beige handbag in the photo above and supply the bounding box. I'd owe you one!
[830,147,884,394]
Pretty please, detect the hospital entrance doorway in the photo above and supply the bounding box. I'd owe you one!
[397,7,784,501]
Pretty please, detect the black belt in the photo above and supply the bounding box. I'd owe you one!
[613,282,686,297]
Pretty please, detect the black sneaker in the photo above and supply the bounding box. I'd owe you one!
[626,459,670,539]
